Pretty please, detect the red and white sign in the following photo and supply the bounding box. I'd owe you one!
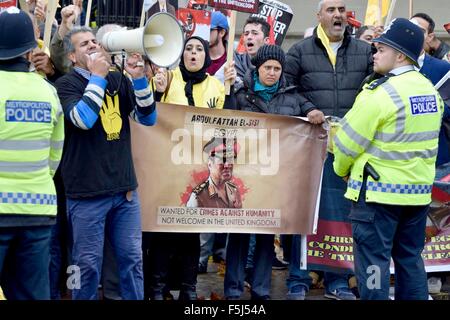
[177,8,212,42]
[208,0,259,14]
[0,0,17,12]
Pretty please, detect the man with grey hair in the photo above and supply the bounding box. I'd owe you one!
[284,0,373,300]
[55,26,157,300]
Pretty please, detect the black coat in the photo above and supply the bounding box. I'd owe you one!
[234,69,304,116]
[284,28,373,118]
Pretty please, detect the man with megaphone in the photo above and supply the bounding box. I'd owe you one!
[54,26,158,300]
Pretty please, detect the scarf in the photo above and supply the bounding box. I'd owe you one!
[252,70,279,103]
[179,36,212,106]
[317,24,337,67]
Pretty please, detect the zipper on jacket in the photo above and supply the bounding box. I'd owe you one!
[333,69,338,116]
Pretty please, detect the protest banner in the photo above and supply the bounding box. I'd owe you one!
[0,0,17,12]
[251,0,293,46]
[141,0,178,27]
[301,164,450,273]
[208,0,258,14]
[177,8,211,41]
[131,103,327,234]
[187,0,208,10]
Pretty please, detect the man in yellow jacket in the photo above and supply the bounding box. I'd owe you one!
[333,18,443,300]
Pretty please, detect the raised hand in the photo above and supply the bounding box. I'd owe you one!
[58,4,81,38]
[154,68,168,93]
[125,53,145,79]
[34,0,47,22]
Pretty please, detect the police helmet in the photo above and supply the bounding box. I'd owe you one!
[372,18,424,67]
[0,7,37,60]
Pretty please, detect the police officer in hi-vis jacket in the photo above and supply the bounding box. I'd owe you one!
[333,18,444,300]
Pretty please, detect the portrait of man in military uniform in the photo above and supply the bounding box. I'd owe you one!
[187,137,242,209]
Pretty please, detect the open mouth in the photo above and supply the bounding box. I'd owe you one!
[246,42,255,49]
[333,21,343,29]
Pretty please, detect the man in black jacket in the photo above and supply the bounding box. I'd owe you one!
[55,26,157,300]
[284,0,373,300]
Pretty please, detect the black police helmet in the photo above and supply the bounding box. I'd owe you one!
[372,18,424,67]
[0,7,37,60]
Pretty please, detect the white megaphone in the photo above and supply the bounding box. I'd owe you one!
[101,12,184,68]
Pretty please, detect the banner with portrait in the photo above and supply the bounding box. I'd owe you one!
[177,8,211,41]
[131,103,328,234]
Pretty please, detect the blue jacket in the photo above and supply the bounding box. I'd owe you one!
[420,54,450,166]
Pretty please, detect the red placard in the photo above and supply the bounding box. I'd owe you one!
[0,0,17,12]
[208,0,259,14]
[444,23,450,34]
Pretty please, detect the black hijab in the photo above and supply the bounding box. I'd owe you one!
[179,36,212,106]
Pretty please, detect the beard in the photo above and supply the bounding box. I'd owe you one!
[209,36,220,49]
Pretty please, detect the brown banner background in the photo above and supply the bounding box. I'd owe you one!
[131,103,327,234]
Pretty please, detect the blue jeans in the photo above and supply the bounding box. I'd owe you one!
[67,191,143,300]
[287,234,350,292]
[0,225,53,300]
[225,233,274,299]
[101,236,121,300]
[245,234,256,269]
[198,233,227,268]
[49,215,63,300]
[351,182,428,300]
[286,235,311,292]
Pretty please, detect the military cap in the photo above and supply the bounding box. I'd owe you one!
[203,137,240,159]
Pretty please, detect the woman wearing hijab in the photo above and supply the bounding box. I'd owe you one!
[154,36,235,109]
[146,36,236,301]
[224,44,305,300]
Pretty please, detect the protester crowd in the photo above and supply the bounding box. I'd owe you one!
[0,0,449,301]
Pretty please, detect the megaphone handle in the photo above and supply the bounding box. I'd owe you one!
[225,11,237,96]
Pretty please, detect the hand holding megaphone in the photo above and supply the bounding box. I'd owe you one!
[86,51,111,78]
[125,53,146,79]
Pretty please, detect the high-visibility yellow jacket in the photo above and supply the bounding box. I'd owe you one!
[0,70,64,216]
[161,67,225,109]
[333,69,443,205]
